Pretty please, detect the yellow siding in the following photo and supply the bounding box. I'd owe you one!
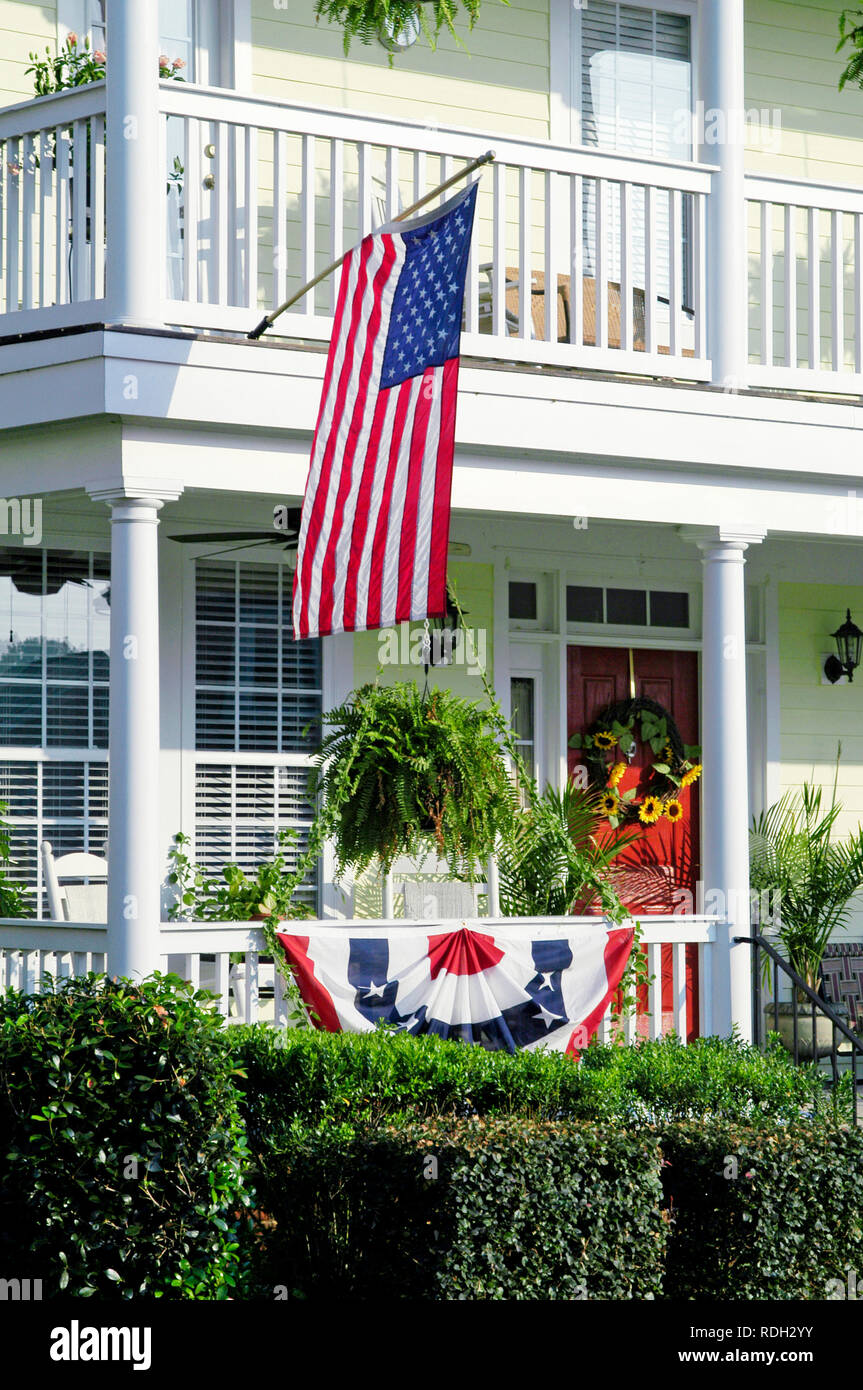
[352,561,495,695]
[251,0,550,140]
[0,1,56,106]
[778,581,863,839]
[745,0,863,184]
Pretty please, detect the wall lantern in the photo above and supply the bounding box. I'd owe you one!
[824,609,863,684]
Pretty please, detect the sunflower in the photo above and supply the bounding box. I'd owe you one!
[681,764,702,788]
[607,761,626,788]
[593,730,616,750]
[599,790,619,817]
[665,799,684,823]
[638,795,663,824]
[663,742,674,764]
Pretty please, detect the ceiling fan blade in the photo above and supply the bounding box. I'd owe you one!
[168,531,289,544]
[189,539,292,561]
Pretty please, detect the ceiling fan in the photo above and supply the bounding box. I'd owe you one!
[167,506,302,561]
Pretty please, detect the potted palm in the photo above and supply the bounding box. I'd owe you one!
[496,782,637,922]
[749,778,863,1057]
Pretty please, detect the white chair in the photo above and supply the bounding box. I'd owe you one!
[401,880,480,920]
[41,840,108,923]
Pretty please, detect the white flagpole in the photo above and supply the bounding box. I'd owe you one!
[247,148,495,340]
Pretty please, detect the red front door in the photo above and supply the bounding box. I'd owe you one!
[567,645,701,1038]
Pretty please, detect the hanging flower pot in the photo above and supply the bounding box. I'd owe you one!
[314,0,486,59]
[310,680,516,879]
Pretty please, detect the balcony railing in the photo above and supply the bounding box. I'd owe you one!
[3,80,863,395]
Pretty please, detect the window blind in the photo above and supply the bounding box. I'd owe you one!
[580,3,692,298]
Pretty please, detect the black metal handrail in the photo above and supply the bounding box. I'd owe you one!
[736,931,862,1123]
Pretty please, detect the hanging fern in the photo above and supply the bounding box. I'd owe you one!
[837,9,863,91]
[310,679,517,879]
[314,0,487,58]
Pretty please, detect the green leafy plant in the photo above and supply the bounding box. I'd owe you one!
[26,32,186,96]
[310,679,517,879]
[167,830,314,1025]
[229,1027,828,1135]
[749,772,863,990]
[314,0,487,58]
[496,781,636,921]
[837,9,863,91]
[167,829,313,924]
[0,972,253,1299]
[660,1118,863,1300]
[0,798,30,919]
[247,1114,665,1300]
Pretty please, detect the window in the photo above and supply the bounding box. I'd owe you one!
[508,581,537,623]
[579,2,693,300]
[194,560,322,909]
[581,2,692,161]
[0,548,110,914]
[567,583,690,631]
[510,677,536,787]
[606,587,647,626]
[650,589,690,628]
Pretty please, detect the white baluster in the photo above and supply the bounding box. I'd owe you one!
[214,121,229,305]
[570,172,583,347]
[492,161,506,338]
[299,132,315,312]
[673,941,688,1040]
[544,168,554,344]
[808,205,820,370]
[329,137,343,305]
[21,133,35,310]
[72,118,88,300]
[91,116,106,301]
[850,211,856,375]
[669,187,682,358]
[183,116,200,304]
[244,124,259,311]
[620,181,633,351]
[518,164,531,340]
[7,138,20,311]
[831,208,843,372]
[648,942,663,1040]
[644,183,656,354]
[784,203,797,368]
[358,142,372,238]
[595,177,607,349]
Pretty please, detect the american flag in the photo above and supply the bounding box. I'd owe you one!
[292,181,478,640]
[277,922,634,1054]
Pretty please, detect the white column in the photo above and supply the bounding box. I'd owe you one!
[700,0,747,388]
[697,527,765,1039]
[89,486,182,979]
[104,0,161,326]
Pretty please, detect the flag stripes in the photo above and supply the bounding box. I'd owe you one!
[292,183,477,640]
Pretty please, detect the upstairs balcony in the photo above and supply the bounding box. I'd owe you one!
[2,77,863,399]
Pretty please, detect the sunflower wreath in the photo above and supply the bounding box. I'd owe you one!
[568,697,702,829]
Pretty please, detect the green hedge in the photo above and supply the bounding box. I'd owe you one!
[660,1119,863,1301]
[250,1116,666,1300]
[0,974,253,1299]
[230,1026,827,1137]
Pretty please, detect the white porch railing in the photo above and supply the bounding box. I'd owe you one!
[0,914,716,1040]
[0,83,107,330]
[157,83,712,380]
[747,173,863,392]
